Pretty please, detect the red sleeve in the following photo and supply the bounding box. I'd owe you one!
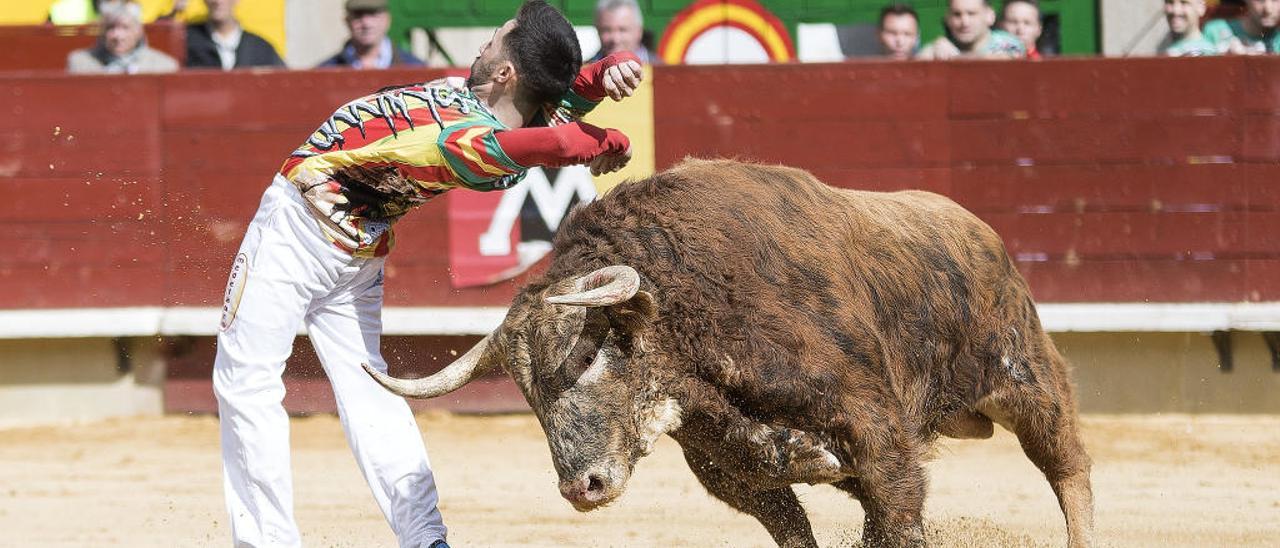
[494,122,630,168]
[572,51,642,102]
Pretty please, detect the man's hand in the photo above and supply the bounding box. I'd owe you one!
[589,147,631,176]
[926,39,961,60]
[602,60,643,101]
[293,169,348,217]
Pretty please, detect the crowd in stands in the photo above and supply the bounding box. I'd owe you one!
[61,0,422,74]
[880,0,1280,60]
[53,0,1280,76]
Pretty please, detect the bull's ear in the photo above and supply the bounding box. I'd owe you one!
[607,290,656,334]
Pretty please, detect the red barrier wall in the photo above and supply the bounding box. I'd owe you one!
[654,57,1280,303]
[0,67,530,311]
[2,58,1278,312]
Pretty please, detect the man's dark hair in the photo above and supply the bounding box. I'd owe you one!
[878,3,919,29]
[506,0,582,105]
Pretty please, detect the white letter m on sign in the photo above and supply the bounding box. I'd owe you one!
[478,166,598,256]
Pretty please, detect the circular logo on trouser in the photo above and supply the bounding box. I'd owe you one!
[220,253,250,331]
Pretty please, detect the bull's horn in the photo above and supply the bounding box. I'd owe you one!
[362,332,495,399]
[545,265,641,306]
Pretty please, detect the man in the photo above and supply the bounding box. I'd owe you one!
[67,1,179,74]
[1204,0,1280,54]
[213,2,643,547]
[319,0,425,69]
[591,0,656,63]
[186,0,285,70]
[877,3,920,60]
[1001,0,1043,59]
[1160,0,1217,56]
[917,0,1025,60]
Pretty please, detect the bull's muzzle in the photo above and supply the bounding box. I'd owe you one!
[557,466,625,511]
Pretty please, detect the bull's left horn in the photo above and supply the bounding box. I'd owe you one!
[362,332,496,398]
[545,265,641,307]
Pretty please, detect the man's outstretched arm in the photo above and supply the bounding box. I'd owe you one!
[439,121,631,187]
[495,122,631,176]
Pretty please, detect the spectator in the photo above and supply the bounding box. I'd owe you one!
[186,0,284,70]
[67,2,178,74]
[591,0,656,63]
[877,3,920,60]
[1001,0,1043,59]
[917,0,1025,60]
[1204,0,1280,54]
[1159,0,1218,56]
[319,0,425,69]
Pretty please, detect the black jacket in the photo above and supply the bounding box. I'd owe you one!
[186,24,285,69]
[317,40,426,68]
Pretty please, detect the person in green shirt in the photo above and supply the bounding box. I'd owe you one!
[1160,0,1218,56]
[1203,0,1280,54]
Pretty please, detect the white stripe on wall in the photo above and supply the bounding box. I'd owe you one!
[2,303,1279,339]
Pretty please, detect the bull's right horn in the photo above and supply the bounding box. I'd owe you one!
[545,265,641,306]
[363,332,496,399]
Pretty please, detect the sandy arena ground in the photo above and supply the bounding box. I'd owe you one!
[1,413,1276,547]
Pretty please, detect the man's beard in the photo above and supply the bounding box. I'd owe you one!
[466,57,494,89]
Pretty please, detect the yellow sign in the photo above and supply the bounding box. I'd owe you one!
[583,65,655,194]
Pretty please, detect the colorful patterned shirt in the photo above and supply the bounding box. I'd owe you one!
[279,54,634,258]
[1203,18,1280,54]
[982,30,1028,57]
[917,29,1027,59]
[1159,33,1219,57]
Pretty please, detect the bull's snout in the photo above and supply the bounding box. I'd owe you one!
[558,470,614,511]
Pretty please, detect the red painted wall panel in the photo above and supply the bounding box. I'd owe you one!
[2,58,1278,311]
[950,164,1249,214]
[947,57,1246,118]
[656,57,1280,303]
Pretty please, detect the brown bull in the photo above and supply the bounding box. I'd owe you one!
[366,159,1093,547]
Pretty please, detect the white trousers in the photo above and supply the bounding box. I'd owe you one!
[213,175,446,548]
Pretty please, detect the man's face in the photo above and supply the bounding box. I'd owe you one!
[1001,2,1042,49]
[878,14,918,59]
[1247,0,1280,29]
[346,8,391,49]
[205,0,237,24]
[596,6,643,56]
[103,15,142,56]
[468,20,516,89]
[1165,0,1206,35]
[946,0,994,47]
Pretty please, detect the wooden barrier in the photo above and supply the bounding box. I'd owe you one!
[654,57,1280,303]
[3,58,1277,308]
[3,58,1278,415]
[0,23,187,71]
[0,67,504,311]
